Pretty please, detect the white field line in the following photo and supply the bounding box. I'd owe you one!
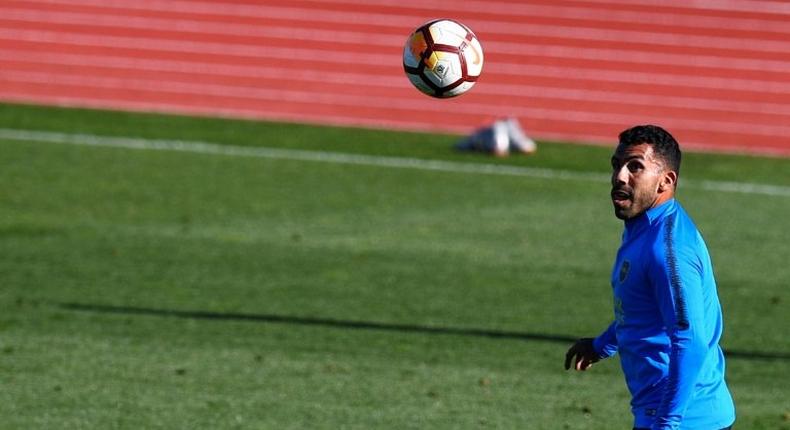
[1,128,789,198]
[0,98,787,156]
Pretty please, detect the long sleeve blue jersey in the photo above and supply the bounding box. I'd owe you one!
[593,199,735,430]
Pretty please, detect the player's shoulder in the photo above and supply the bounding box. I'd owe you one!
[667,202,704,247]
[649,203,706,270]
[648,201,696,248]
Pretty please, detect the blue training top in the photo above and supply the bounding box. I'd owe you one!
[593,199,735,430]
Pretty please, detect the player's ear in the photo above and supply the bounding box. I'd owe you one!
[659,170,678,193]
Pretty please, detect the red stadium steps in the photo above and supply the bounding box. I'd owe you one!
[1,0,789,156]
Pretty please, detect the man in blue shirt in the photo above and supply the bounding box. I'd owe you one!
[564,125,735,430]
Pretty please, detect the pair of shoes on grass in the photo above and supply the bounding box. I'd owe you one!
[455,117,537,157]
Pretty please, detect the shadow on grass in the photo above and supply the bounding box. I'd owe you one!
[59,302,790,362]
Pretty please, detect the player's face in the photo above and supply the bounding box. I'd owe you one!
[610,143,666,220]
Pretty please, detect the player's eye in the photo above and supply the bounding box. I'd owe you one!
[627,161,643,173]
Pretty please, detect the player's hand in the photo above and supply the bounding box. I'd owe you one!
[564,338,600,371]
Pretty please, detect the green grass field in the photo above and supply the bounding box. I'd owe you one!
[1,103,788,429]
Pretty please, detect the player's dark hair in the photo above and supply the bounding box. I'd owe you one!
[618,125,681,176]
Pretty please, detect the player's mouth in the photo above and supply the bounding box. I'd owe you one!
[611,188,632,206]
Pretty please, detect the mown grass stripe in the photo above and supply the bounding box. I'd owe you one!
[2,127,789,197]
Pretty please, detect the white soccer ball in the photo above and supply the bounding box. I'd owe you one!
[403,19,484,98]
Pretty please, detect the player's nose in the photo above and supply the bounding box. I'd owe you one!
[612,165,629,185]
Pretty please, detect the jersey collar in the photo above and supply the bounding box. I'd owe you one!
[623,198,676,240]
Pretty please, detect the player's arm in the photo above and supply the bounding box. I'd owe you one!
[565,322,618,371]
[650,239,709,429]
[593,321,618,358]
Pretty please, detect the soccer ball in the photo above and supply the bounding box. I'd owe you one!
[403,19,484,98]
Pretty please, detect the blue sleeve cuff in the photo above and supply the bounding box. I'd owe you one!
[593,324,618,358]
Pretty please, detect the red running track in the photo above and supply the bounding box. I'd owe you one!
[2,0,790,156]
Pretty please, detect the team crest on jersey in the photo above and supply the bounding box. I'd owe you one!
[619,260,630,283]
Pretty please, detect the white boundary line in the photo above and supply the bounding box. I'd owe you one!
[1,128,789,198]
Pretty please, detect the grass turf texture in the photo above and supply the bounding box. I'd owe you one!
[0,103,788,429]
